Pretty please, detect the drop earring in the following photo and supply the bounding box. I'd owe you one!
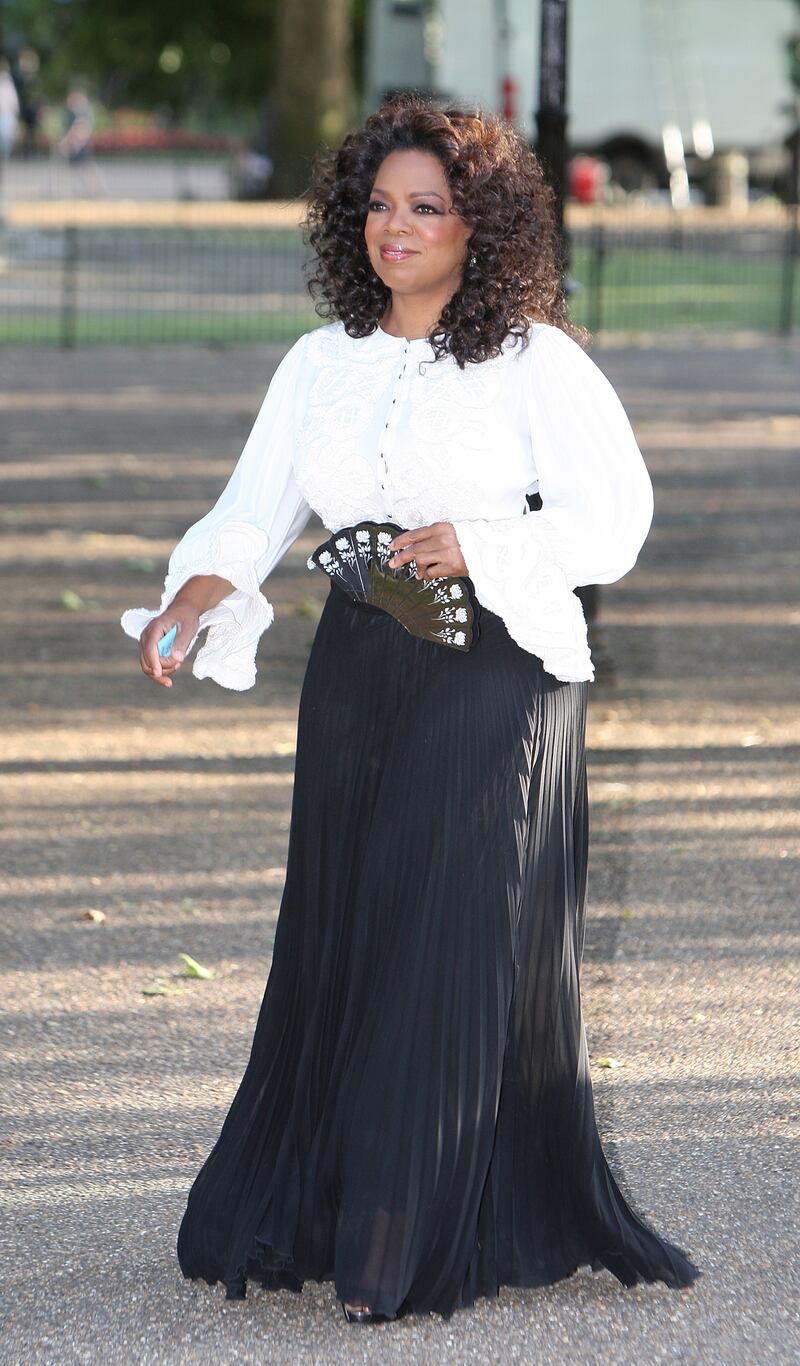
[469,253,477,267]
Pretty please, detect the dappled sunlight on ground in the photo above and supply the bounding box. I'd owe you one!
[1,340,798,1361]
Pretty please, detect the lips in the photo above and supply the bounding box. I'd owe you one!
[380,246,418,261]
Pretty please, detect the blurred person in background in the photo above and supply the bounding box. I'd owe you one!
[56,87,104,194]
[16,48,43,154]
[233,146,274,200]
[122,93,699,1326]
[0,59,20,160]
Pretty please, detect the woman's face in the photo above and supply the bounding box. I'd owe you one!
[364,148,472,302]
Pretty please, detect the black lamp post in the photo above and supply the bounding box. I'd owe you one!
[535,0,569,260]
[535,1,603,638]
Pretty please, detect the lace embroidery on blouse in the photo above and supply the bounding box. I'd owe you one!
[119,320,653,689]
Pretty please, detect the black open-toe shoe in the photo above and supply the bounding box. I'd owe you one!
[340,1300,390,1324]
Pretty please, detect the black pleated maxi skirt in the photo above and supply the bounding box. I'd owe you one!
[176,577,699,1319]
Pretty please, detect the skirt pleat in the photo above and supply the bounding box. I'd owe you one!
[176,579,699,1318]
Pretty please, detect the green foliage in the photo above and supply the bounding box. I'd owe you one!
[5,0,281,118]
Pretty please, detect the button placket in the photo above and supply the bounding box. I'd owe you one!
[379,342,410,499]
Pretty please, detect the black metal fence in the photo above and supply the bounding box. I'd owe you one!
[1,210,797,346]
[569,214,799,336]
[0,225,318,346]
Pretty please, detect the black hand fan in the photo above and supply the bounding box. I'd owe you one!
[306,520,479,651]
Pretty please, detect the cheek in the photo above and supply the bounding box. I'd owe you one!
[421,220,468,254]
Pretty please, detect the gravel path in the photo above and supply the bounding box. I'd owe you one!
[1,337,798,1364]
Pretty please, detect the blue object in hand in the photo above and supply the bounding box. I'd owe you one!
[157,624,178,658]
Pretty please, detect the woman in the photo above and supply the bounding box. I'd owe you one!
[121,95,699,1323]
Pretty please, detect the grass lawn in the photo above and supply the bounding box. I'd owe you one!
[569,243,796,333]
[0,309,324,346]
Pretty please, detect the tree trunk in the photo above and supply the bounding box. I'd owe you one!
[269,0,354,198]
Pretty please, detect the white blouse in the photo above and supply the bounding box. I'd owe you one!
[120,320,653,688]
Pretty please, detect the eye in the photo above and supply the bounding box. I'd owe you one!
[366,199,440,213]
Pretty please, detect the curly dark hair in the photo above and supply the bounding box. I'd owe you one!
[301,91,582,369]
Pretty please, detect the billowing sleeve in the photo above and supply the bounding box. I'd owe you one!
[450,325,654,682]
[120,332,314,690]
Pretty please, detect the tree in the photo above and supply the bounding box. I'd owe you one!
[3,0,278,127]
[4,0,364,192]
[268,0,355,197]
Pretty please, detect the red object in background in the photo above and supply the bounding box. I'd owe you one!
[91,129,239,154]
[569,154,606,204]
[501,77,517,122]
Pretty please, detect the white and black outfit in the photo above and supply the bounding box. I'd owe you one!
[122,320,699,1319]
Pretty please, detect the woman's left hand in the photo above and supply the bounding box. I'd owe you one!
[388,522,469,579]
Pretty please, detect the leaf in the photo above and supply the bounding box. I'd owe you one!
[123,556,158,573]
[690,1011,707,1023]
[178,952,218,980]
[596,1056,622,1070]
[59,589,86,611]
[141,978,188,996]
[294,595,323,620]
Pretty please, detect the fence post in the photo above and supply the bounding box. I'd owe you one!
[780,205,798,337]
[60,225,79,348]
[588,222,605,335]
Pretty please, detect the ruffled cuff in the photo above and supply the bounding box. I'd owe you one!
[120,522,274,691]
[451,513,594,683]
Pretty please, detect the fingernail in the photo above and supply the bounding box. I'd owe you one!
[173,649,184,662]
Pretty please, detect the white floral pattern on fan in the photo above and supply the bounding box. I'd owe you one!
[307,520,479,651]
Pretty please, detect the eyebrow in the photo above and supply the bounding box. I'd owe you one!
[370,187,446,201]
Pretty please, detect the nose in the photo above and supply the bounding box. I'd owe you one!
[384,204,412,234]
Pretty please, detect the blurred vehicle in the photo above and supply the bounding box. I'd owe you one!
[365,0,796,200]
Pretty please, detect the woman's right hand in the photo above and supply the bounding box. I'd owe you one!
[139,608,200,688]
